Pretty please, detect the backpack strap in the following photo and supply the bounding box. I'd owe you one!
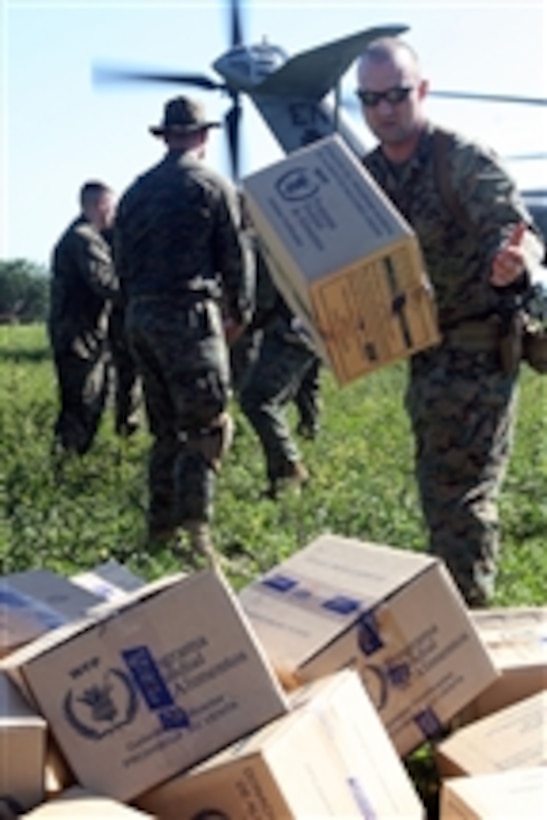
[432,128,473,232]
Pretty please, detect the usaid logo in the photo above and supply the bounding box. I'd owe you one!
[275,168,319,202]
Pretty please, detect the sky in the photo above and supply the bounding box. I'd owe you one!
[2,0,546,267]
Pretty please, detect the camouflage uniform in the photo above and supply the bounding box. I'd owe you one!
[114,150,253,536]
[239,243,319,494]
[364,123,543,606]
[294,356,322,439]
[102,228,142,436]
[48,217,119,455]
[107,303,142,436]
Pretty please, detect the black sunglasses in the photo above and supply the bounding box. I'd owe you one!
[355,86,413,108]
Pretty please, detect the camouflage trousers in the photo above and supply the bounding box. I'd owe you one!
[406,345,519,607]
[50,330,110,455]
[239,330,319,482]
[125,297,231,532]
[294,355,322,432]
[108,306,142,434]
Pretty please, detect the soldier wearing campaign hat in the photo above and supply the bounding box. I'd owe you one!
[114,95,254,565]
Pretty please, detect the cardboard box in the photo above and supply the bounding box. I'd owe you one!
[458,606,547,722]
[242,134,440,385]
[0,571,288,802]
[238,534,497,757]
[137,669,424,819]
[0,569,102,655]
[0,671,46,814]
[436,690,547,777]
[71,559,145,603]
[440,767,547,819]
[22,786,153,817]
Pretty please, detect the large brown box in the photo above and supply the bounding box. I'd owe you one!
[1,571,288,802]
[242,134,439,385]
[137,669,424,819]
[0,569,102,656]
[239,533,497,756]
[22,786,153,818]
[440,767,547,819]
[0,672,46,814]
[436,690,547,778]
[459,606,547,722]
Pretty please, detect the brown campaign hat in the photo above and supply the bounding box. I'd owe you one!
[149,96,220,136]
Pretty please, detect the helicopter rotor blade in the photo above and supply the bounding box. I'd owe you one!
[229,0,244,48]
[93,65,226,92]
[504,153,547,161]
[429,90,547,106]
[225,95,243,182]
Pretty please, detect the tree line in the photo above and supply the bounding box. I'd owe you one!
[0,260,49,323]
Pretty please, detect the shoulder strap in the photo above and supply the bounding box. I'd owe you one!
[432,128,473,232]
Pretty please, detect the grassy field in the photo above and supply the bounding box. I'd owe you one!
[2,322,546,602]
[1,322,546,817]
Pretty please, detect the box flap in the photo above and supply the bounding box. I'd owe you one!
[239,534,437,668]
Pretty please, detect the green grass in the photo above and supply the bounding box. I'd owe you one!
[1,322,546,603]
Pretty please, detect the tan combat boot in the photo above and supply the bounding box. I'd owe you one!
[266,462,310,500]
[184,520,227,572]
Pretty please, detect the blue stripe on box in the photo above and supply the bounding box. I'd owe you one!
[261,574,298,593]
[122,646,190,729]
[322,596,361,616]
[356,609,384,655]
[414,707,443,739]
[348,777,378,819]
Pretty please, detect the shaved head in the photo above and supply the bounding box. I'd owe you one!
[357,38,422,83]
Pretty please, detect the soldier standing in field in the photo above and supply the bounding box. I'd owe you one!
[238,235,319,499]
[48,180,120,456]
[114,95,254,562]
[356,38,545,605]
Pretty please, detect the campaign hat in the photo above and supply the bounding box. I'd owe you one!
[150,96,220,136]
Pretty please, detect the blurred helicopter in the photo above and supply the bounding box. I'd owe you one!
[93,2,408,180]
[94,0,546,238]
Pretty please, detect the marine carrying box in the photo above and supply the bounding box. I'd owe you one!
[0,571,288,803]
[238,534,497,757]
[137,669,424,819]
[242,134,440,386]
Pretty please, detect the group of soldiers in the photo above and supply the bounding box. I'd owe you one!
[49,33,546,607]
[48,131,323,560]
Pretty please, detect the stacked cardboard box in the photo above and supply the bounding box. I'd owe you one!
[0,569,103,657]
[1,570,288,805]
[440,767,547,819]
[461,606,547,722]
[0,672,46,814]
[21,787,153,818]
[136,668,424,818]
[436,691,547,818]
[238,533,498,757]
[3,543,532,819]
